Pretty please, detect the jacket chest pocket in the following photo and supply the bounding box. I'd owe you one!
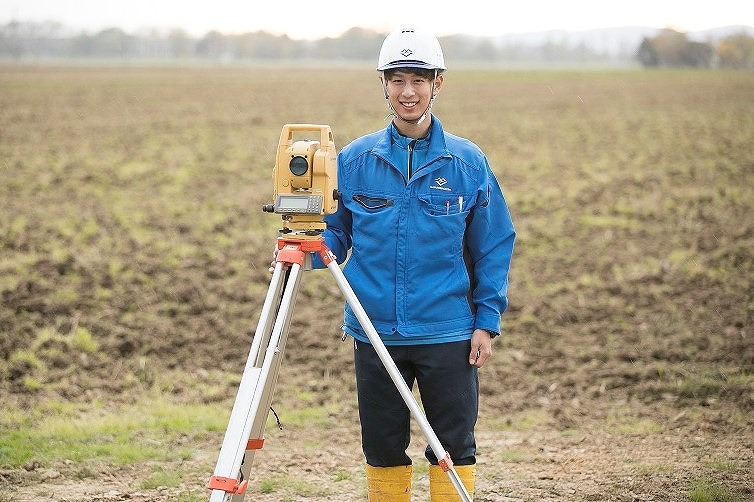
[415,192,476,256]
[348,193,399,255]
[352,194,394,211]
[418,192,476,217]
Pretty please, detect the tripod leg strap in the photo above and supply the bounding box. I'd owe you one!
[247,438,265,450]
[207,475,249,494]
[438,452,454,472]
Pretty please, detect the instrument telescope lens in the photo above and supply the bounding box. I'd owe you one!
[289,156,309,176]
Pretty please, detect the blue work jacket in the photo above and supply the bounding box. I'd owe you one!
[317,116,515,345]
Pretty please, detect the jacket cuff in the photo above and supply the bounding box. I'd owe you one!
[474,312,501,338]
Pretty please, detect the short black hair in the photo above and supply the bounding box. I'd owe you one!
[383,67,444,80]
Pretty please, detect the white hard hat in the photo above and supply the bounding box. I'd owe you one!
[376,28,446,71]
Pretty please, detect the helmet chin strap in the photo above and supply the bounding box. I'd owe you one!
[382,70,438,127]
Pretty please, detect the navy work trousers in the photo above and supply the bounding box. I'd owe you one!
[354,339,478,467]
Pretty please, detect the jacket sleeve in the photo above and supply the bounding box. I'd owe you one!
[312,204,352,268]
[311,153,353,269]
[466,161,516,335]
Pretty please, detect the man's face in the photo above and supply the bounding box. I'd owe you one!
[383,70,443,123]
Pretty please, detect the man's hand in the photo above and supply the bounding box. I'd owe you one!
[269,248,278,274]
[469,329,493,367]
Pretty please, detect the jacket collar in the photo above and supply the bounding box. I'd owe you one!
[372,115,449,170]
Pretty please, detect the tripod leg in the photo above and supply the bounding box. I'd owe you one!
[322,256,473,502]
[208,260,305,502]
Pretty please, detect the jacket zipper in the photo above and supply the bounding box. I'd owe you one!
[407,139,416,180]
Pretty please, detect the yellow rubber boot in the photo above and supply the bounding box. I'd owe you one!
[429,464,476,501]
[365,464,412,501]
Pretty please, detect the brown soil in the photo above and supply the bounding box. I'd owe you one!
[4,276,753,501]
[1,66,752,501]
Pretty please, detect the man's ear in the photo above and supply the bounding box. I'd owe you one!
[433,74,444,96]
[379,75,388,99]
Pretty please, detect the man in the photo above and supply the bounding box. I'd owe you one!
[315,28,515,501]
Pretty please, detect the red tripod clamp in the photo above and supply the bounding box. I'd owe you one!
[276,235,338,266]
[207,475,249,494]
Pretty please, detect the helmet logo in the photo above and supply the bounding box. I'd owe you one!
[400,48,413,57]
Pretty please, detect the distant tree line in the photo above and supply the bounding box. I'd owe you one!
[637,28,754,69]
[2,21,753,69]
[0,22,618,65]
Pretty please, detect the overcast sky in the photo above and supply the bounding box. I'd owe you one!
[2,0,752,39]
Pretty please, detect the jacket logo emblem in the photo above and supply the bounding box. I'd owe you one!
[430,177,452,191]
[401,48,413,57]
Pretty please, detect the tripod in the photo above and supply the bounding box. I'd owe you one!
[207,234,473,502]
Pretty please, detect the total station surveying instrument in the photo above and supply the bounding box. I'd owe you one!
[206,124,473,502]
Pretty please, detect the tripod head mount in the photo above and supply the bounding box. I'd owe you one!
[262,124,339,235]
